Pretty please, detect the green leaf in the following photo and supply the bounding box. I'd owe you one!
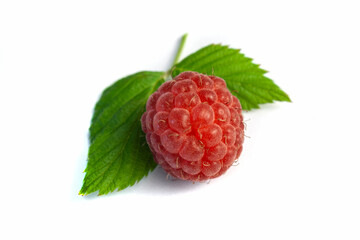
[80,71,165,195]
[172,44,291,110]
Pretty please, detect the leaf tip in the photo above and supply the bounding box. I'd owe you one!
[284,95,292,102]
[278,89,292,103]
[78,190,86,196]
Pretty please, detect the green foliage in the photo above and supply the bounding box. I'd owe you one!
[173,44,291,110]
[80,39,291,196]
[80,71,165,195]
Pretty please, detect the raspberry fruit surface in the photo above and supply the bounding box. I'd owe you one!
[141,71,244,181]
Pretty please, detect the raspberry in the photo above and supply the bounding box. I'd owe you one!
[141,71,244,181]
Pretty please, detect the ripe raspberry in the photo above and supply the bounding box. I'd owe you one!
[141,71,244,181]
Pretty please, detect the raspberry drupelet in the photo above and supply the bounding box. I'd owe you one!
[141,71,244,181]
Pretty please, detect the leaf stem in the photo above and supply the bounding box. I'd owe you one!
[172,33,188,66]
[164,33,188,80]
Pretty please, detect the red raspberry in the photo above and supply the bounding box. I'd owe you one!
[141,71,244,181]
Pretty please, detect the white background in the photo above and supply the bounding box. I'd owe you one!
[1,0,359,239]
